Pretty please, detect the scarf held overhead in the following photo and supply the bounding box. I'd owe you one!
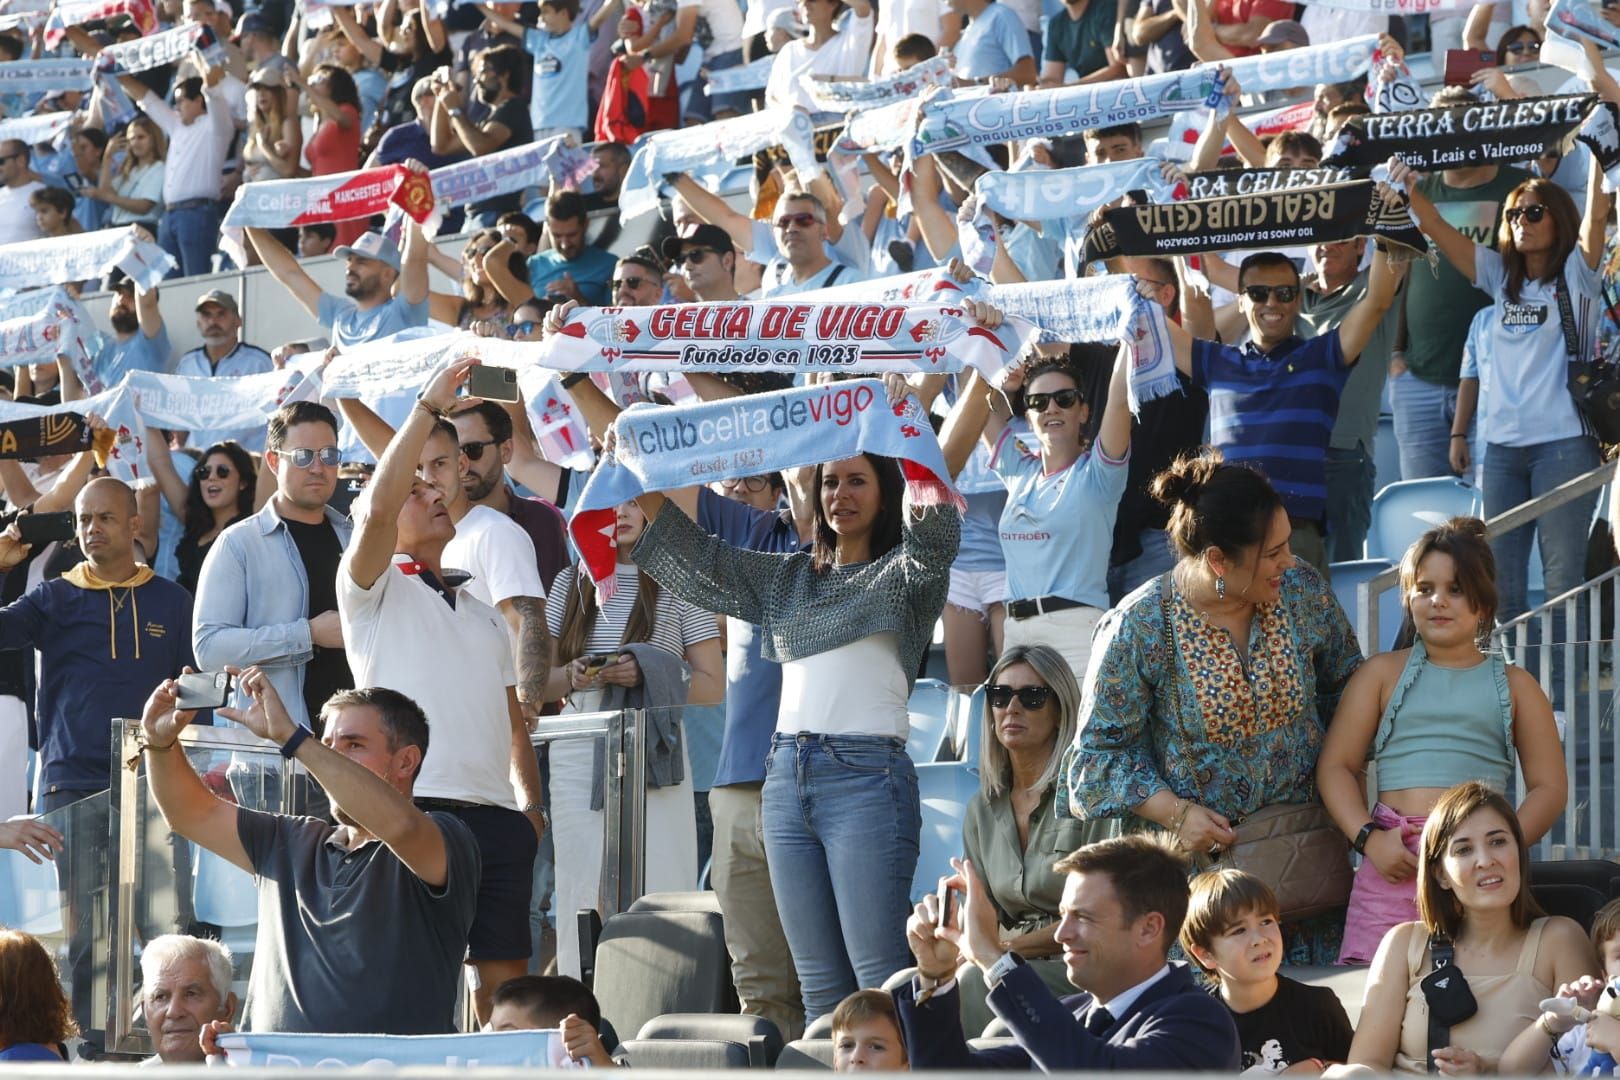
[1322,94,1597,170]
[804,55,954,112]
[0,225,174,292]
[1082,179,1428,262]
[974,158,1172,222]
[219,164,434,264]
[618,107,818,222]
[568,381,962,593]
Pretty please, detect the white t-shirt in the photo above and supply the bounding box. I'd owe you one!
[444,504,545,610]
[337,553,519,809]
[874,0,951,48]
[0,181,44,246]
[765,11,875,113]
[678,0,744,56]
[139,82,233,204]
[1298,5,1385,47]
[777,632,908,737]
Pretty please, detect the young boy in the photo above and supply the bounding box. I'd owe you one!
[1181,870,1353,1074]
[1539,898,1620,1073]
[488,974,618,1067]
[832,990,907,1072]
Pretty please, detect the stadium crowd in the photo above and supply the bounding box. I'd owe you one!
[6,0,1620,1068]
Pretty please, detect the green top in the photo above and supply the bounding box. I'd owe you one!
[963,781,1109,933]
[1403,168,1528,387]
[1043,0,1114,79]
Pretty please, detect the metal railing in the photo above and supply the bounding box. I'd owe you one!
[105,710,653,1055]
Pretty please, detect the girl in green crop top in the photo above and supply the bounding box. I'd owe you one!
[1316,517,1565,964]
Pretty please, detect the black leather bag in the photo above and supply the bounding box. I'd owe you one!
[1561,270,1620,444]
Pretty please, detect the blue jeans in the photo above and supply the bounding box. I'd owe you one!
[684,47,745,121]
[159,200,223,278]
[1108,528,1176,605]
[1389,371,1460,482]
[761,733,920,1026]
[1325,442,1376,564]
[1483,435,1600,623]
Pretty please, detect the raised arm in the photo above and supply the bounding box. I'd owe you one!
[668,174,754,253]
[247,228,326,319]
[1093,338,1131,462]
[332,5,386,65]
[907,153,962,263]
[939,367,1008,478]
[141,677,254,872]
[483,238,538,306]
[399,217,429,305]
[1336,241,1402,364]
[144,424,191,519]
[1389,161,1476,280]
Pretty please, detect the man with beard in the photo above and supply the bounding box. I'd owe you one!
[137,667,480,1034]
[96,276,172,386]
[245,219,430,350]
[450,402,569,591]
[175,290,272,450]
[431,45,533,229]
[509,190,616,306]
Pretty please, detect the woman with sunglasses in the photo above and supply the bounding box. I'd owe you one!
[950,643,1105,1036]
[425,229,517,329]
[144,438,262,594]
[940,344,1131,680]
[1062,450,1361,963]
[1394,41,1617,655]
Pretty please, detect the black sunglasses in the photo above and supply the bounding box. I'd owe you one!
[461,438,500,461]
[1504,204,1548,225]
[285,446,341,469]
[721,475,769,492]
[613,276,656,292]
[193,463,234,481]
[1504,39,1540,54]
[679,247,716,265]
[506,319,539,337]
[1025,389,1081,412]
[1242,284,1299,304]
[987,684,1053,710]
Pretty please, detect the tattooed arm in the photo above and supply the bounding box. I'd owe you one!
[507,595,554,711]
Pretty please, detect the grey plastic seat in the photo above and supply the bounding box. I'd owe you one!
[776,1039,835,1070]
[619,1038,752,1068]
[591,909,738,1042]
[637,1012,784,1067]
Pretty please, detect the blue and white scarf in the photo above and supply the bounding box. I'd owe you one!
[125,361,321,433]
[619,108,819,222]
[99,22,217,74]
[0,226,174,292]
[0,288,96,370]
[974,158,1172,222]
[706,54,774,96]
[914,36,1378,158]
[0,111,74,148]
[0,58,94,94]
[570,381,962,594]
[422,134,588,233]
[805,55,953,113]
[215,1030,569,1068]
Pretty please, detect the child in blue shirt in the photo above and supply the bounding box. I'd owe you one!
[524,0,592,139]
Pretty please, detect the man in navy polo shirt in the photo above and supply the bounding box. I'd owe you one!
[1158,245,1399,575]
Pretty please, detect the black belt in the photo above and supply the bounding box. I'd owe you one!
[414,797,482,811]
[1006,595,1089,620]
[166,198,215,210]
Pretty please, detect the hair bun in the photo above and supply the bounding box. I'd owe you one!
[1447,515,1488,541]
[1150,450,1224,509]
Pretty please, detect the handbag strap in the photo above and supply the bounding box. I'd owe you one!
[1157,571,1181,730]
[1427,934,1456,1074]
[1556,266,1581,360]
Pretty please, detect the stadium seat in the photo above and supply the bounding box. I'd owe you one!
[804,1014,834,1039]
[1532,883,1609,933]
[1329,559,1404,652]
[1371,415,1398,502]
[950,683,987,764]
[909,761,981,904]
[619,1038,753,1068]
[0,848,62,936]
[906,678,955,763]
[776,1039,834,1069]
[969,1037,1020,1053]
[1367,477,1482,561]
[637,1013,783,1067]
[191,846,257,957]
[590,908,738,1042]
[628,891,723,915]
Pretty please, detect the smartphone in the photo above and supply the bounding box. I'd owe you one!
[16,511,74,546]
[581,653,617,677]
[464,364,520,402]
[1444,49,1497,85]
[936,881,959,930]
[175,671,233,711]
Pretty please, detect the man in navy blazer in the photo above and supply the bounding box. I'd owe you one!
[893,833,1241,1071]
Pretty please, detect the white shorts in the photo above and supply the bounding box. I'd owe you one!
[947,568,1007,617]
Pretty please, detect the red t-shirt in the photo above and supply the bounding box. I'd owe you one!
[1211,0,1294,55]
[306,104,364,245]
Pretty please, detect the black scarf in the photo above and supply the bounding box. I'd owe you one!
[0,413,91,462]
[1322,94,1596,171]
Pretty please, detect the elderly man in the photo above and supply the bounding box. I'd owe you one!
[176,290,273,450]
[141,935,237,1064]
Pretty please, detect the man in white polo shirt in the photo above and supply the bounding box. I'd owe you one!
[337,356,545,1024]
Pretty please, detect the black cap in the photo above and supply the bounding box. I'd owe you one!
[661,222,735,265]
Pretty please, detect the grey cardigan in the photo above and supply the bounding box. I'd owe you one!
[633,502,959,692]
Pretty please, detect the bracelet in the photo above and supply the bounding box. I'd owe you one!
[1170,797,1191,837]
[1450,433,1467,440]
[124,733,178,772]
[1536,1014,1559,1042]
[415,396,449,420]
[279,725,312,759]
[560,372,590,390]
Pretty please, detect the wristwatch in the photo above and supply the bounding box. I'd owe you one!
[1352,820,1384,855]
[522,802,551,830]
[983,950,1023,989]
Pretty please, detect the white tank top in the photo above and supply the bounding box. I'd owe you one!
[776,632,909,739]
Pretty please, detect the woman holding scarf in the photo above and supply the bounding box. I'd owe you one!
[628,360,973,1026]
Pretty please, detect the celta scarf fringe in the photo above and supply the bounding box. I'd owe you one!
[568,381,963,596]
[1082,179,1429,262]
[1323,94,1597,171]
[804,55,953,113]
[0,225,174,292]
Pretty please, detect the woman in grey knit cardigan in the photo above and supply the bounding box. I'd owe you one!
[633,449,961,1027]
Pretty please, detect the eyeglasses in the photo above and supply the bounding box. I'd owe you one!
[461,438,500,461]
[193,463,234,481]
[720,475,769,492]
[1242,284,1299,304]
[1504,39,1540,55]
[506,319,539,337]
[1505,204,1548,225]
[776,212,819,230]
[987,684,1053,710]
[284,446,341,469]
[612,276,655,292]
[1025,389,1081,412]
[679,247,716,265]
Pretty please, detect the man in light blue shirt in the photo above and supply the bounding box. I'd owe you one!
[525,189,618,305]
[95,277,172,389]
[951,0,1036,83]
[245,224,430,351]
[756,192,859,297]
[176,289,274,451]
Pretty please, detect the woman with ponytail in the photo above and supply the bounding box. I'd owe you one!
[1060,449,1362,962]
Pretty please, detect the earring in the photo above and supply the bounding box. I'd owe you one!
[1215,575,1226,600]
